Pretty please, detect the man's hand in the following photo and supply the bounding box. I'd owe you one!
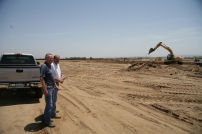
[55,85,60,90]
[62,74,65,78]
[55,76,66,84]
[43,89,49,96]
[40,77,49,96]
[59,77,65,83]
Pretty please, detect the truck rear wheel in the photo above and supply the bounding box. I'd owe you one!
[35,88,43,98]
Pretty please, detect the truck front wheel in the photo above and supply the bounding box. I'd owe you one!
[35,88,43,98]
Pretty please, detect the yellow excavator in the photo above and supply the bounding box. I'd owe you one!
[148,42,183,62]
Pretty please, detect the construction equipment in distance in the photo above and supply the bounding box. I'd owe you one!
[148,42,183,62]
[194,57,200,62]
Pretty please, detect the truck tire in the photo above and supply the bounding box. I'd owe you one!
[35,88,43,98]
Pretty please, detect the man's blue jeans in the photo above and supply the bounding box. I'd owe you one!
[43,86,55,124]
[52,88,58,116]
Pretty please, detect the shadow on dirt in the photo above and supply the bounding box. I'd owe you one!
[0,90,40,106]
[24,122,45,132]
[35,114,44,122]
[24,114,46,132]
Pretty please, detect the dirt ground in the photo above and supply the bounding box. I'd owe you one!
[0,60,202,134]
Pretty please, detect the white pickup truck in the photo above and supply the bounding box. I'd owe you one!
[0,53,42,98]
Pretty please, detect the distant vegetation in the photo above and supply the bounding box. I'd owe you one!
[36,56,202,60]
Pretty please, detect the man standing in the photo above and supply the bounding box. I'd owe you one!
[51,55,65,118]
[40,53,59,127]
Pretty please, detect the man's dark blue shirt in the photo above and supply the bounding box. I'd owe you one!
[40,62,55,84]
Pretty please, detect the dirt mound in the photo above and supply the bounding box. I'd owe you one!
[127,62,202,78]
[126,62,161,71]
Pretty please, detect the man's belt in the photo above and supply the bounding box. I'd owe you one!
[46,84,55,87]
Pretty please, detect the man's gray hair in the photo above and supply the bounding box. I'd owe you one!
[45,53,52,58]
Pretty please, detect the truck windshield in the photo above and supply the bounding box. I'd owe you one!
[0,55,36,64]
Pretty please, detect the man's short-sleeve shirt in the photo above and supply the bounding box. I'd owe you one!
[40,62,55,84]
[51,62,61,79]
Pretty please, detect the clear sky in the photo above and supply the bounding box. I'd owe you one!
[0,0,202,58]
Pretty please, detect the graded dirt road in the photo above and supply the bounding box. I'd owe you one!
[0,60,202,134]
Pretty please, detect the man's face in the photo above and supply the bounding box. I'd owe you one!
[54,56,60,64]
[45,54,53,65]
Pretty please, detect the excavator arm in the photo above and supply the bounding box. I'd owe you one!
[148,42,174,55]
[148,42,183,62]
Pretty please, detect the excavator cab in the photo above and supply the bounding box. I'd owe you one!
[167,54,174,60]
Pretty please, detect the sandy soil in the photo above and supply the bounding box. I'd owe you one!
[0,60,202,134]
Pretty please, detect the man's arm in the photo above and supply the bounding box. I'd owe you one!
[51,63,64,83]
[55,77,65,83]
[54,83,60,90]
[55,72,65,83]
[40,76,48,96]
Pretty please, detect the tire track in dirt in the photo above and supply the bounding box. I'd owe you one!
[69,69,201,108]
[59,84,151,133]
[79,74,202,106]
[60,84,196,134]
[57,92,97,134]
[58,85,138,133]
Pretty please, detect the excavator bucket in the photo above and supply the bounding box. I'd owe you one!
[148,48,155,54]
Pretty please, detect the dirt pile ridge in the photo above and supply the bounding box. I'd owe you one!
[127,62,162,71]
[127,62,202,78]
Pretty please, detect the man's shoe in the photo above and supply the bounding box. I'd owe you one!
[44,122,56,127]
[51,114,61,119]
